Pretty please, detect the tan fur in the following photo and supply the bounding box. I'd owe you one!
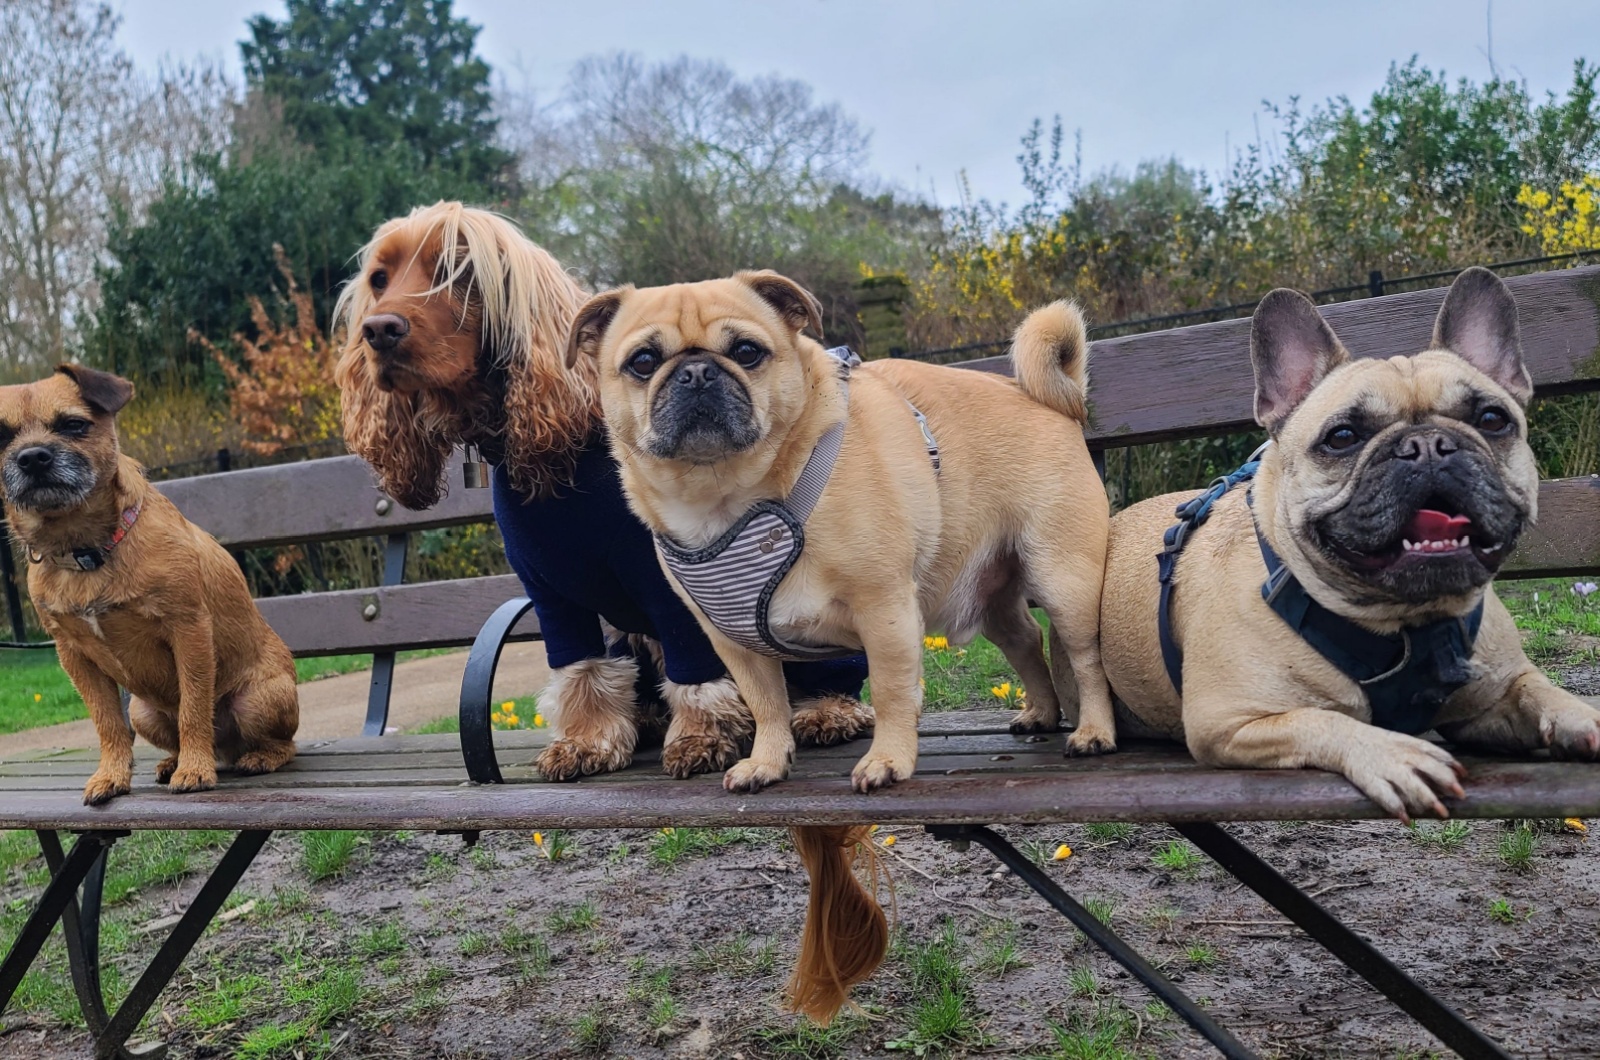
[791,693,875,747]
[332,201,596,509]
[786,825,890,1024]
[659,674,749,778]
[572,273,1115,1023]
[1102,274,1600,821]
[0,369,298,805]
[533,655,641,781]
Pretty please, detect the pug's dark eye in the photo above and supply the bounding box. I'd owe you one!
[54,417,92,439]
[729,340,767,369]
[370,269,388,292]
[1475,407,1512,434]
[626,349,662,379]
[1321,424,1361,452]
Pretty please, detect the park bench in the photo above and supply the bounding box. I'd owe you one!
[3,265,1600,1060]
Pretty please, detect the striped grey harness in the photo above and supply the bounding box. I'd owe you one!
[657,346,940,660]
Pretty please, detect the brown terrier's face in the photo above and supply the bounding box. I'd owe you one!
[0,366,134,513]
[568,272,825,466]
[350,226,484,395]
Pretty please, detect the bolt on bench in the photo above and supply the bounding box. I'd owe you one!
[4,267,1600,1060]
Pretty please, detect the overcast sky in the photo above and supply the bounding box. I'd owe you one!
[118,0,1600,207]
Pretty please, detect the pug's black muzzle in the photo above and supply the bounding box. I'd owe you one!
[647,355,761,462]
[2,445,97,512]
[1314,425,1526,602]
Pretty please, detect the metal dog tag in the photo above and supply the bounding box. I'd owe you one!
[462,444,489,489]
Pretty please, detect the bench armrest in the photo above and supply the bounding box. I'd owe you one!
[458,596,538,784]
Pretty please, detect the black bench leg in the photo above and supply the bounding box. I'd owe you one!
[90,830,271,1059]
[458,596,536,784]
[0,831,124,1018]
[1174,822,1513,1060]
[928,824,1259,1060]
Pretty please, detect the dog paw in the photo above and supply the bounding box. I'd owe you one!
[1345,733,1466,823]
[723,756,789,793]
[1065,725,1117,756]
[233,749,293,776]
[82,770,131,806]
[792,696,874,747]
[662,731,740,779]
[154,756,179,785]
[1009,707,1061,735]
[1541,702,1600,761]
[167,764,217,795]
[851,751,914,793]
[535,739,631,782]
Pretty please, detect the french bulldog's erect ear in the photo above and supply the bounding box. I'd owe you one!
[1431,267,1532,406]
[54,364,134,415]
[1249,289,1350,435]
[565,288,629,369]
[736,270,824,339]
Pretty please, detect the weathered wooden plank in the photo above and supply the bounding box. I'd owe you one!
[960,265,1600,446]
[1502,475,1600,578]
[2,754,1595,829]
[257,574,537,656]
[156,451,494,550]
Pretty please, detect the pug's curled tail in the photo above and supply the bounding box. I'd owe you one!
[1011,300,1089,422]
[786,825,891,1025]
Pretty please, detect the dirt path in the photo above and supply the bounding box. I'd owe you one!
[0,643,552,757]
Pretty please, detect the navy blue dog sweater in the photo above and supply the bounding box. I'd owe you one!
[492,437,867,698]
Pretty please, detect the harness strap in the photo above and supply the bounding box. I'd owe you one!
[784,347,859,523]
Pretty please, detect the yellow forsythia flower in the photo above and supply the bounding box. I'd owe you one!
[1052,844,1073,861]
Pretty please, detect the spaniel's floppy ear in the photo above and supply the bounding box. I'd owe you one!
[737,270,824,339]
[333,343,451,510]
[565,288,628,369]
[55,364,135,415]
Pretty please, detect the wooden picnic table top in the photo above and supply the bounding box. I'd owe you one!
[3,709,1598,833]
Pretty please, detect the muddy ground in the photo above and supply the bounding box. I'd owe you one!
[2,809,1597,1060]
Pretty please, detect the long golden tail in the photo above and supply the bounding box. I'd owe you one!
[786,824,891,1024]
[1011,300,1090,422]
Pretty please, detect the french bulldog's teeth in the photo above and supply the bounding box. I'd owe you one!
[1403,539,1417,552]
[1482,542,1503,553]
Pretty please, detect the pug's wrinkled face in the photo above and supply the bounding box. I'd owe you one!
[1253,268,1538,609]
[568,272,825,468]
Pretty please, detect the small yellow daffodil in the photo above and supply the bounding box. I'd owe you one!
[1052,844,1073,861]
[532,832,544,847]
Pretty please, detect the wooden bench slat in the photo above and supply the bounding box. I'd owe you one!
[2,752,1595,829]
[961,265,1600,447]
[256,574,537,656]
[1504,475,1600,578]
[156,451,493,550]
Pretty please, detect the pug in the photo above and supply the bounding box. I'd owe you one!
[1100,267,1600,820]
[566,271,1117,794]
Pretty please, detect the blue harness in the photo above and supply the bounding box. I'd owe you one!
[1156,447,1484,735]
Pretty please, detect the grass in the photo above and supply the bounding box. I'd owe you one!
[1499,579,1600,667]
[648,826,763,866]
[1043,1003,1147,1060]
[1498,824,1539,872]
[299,831,365,881]
[1487,898,1530,924]
[975,922,1026,977]
[754,1015,869,1059]
[548,900,598,934]
[1083,897,1116,926]
[690,932,778,977]
[887,920,988,1055]
[356,923,405,958]
[573,1006,615,1052]
[1151,840,1203,877]
[1068,966,1100,998]
[920,626,1031,712]
[1409,820,1472,850]
[1182,941,1220,969]
[1084,822,1138,844]
[0,648,462,736]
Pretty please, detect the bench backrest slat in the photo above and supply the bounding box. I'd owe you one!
[256,573,538,656]
[960,264,1600,447]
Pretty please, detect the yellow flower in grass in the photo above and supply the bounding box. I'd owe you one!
[533,713,545,727]
[990,682,1013,700]
[532,832,544,848]
[502,700,515,711]
[491,712,505,725]
[33,693,42,702]
[506,715,520,727]
[1052,844,1073,861]
[1565,818,1587,835]
[923,635,949,651]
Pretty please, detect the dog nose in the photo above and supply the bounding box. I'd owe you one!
[361,314,410,352]
[676,360,721,389]
[1394,429,1460,463]
[15,446,54,473]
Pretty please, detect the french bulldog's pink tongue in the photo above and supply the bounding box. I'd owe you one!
[1406,509,1471,543]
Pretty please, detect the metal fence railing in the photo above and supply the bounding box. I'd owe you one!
[893,248,1600,364]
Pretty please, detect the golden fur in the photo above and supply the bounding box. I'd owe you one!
[1101,269,1600,820]
[570,273,1116,1020]
[332,201,597,509]
[0,368,298,805]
